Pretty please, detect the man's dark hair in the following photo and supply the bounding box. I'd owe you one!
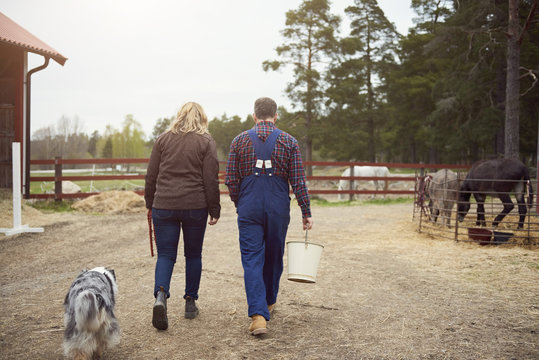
[254,97,277,120]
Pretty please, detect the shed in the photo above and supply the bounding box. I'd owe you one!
[0,11,67,194]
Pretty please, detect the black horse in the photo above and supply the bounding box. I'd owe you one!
[457,158,533,229]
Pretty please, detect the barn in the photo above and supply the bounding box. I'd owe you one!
[0,11,67,193]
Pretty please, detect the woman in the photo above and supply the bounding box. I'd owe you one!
[145,102,220,330]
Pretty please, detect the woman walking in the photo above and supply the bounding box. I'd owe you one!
[145,102,220,330]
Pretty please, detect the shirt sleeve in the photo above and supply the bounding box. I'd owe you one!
[225,137,240,206]
[202,137,221,219]
[144,139,162,209]
[288,138,311,218]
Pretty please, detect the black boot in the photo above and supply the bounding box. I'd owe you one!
[185,296,199,319]
[152,286,168,330]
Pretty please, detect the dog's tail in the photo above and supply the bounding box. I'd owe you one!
[74,291,103,333]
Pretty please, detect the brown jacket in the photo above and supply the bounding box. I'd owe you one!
[145,131,221,219]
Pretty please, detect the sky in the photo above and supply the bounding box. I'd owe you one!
[2,0,416,138]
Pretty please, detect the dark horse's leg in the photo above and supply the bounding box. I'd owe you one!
[515,183,527,229]
[474,193,487,226]
[493,193,515,228]
[517,196,527,229]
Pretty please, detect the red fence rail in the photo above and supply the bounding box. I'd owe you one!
[28,157,476,201]
[28,157,474,201]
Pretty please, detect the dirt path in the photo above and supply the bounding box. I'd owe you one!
[0,197,538,359]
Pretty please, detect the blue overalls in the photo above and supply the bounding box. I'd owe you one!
[237,128,291,321]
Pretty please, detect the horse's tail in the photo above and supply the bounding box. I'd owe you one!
[458,178,471,202]
[520,163,534,209]
[525,174,534,209]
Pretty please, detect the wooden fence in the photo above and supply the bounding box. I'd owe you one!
[28,157,473,200]
[27,157,539,245]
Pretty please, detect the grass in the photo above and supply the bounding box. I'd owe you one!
[29,199,76,213]
[25,194,413,214]
[29,168,415,209]
[30,169,146,194]
[311,196,413,207]
[30,179,145,194]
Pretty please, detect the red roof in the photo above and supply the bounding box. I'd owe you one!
[0,11,67,65]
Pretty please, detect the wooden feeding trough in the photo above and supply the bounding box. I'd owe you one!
[467,228,513,245]
[467,228,492,245]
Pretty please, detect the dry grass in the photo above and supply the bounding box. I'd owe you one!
[0,194,537,359]
[71,190,146,214]
[416,202,539,247]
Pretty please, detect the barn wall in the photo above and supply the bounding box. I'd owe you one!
[0,43,25,188]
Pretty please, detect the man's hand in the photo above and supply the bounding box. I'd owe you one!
[208,217,219,225]
[302,217,313,230]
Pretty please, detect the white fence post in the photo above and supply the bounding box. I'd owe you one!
[0,142,44,236]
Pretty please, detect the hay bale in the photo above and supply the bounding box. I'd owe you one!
[72,190,145,214]
[0,195,45,228]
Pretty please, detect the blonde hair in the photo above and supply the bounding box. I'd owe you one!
[168,102,209,135]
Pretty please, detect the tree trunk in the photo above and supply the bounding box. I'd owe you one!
[505,0,520,159]
[494,52,506,157]
[366,22,376,162]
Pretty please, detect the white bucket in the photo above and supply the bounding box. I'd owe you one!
[286,240,324,283]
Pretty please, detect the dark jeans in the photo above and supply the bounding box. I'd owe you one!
[152,208,208,300]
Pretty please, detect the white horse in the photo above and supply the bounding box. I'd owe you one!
[337,166,390,200]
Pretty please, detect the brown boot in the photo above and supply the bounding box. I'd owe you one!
[268,303,275,315]
[249,314,267,336]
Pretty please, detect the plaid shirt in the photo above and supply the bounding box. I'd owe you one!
[225,121,311,218]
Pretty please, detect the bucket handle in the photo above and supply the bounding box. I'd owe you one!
[304,230,309,249]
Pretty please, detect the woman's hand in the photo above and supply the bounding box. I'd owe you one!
[208,217,219,225]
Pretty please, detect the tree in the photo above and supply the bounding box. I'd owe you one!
[88,130,100,158]
[31,126,55,162]
[505,0,538,159]
[411,0,452,33]
[505,0,521,159]
[324,0,399,161]
[263,0,340,175]
[381,0,453,163]
[418,0,510,162]
[31,115,90,162]
[346,0,400,161]
[209,114,252,158]
[383,30,438,162]
[421,0,539,163]
[150,116,174,146]
[111,115,146,159]
[102,137,113,159]
[518,0,539,165]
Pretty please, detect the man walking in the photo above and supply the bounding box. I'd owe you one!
[225,97,313,336]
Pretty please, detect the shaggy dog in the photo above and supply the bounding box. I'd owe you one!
[63,267,120,359]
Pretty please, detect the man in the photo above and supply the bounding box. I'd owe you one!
[225,97,313,336]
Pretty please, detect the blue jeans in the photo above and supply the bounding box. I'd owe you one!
[152,208,208,300]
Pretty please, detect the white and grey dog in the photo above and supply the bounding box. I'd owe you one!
[63,267,120,360]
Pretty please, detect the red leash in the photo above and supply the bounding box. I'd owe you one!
[147,209,155,257]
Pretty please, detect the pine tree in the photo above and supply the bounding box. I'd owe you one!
[324,0,399,162]
[263,0,340,174]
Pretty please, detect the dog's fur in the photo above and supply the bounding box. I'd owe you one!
[63,267,120,360]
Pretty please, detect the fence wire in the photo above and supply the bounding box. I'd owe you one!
[414,173,539,246]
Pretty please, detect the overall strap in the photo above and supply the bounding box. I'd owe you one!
[247,128,282,176]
